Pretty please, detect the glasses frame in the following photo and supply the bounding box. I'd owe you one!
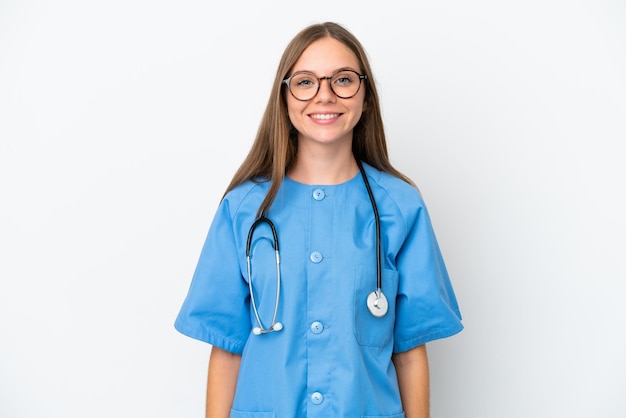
[282,69,367,101]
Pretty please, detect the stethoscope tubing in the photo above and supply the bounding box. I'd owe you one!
[246,216,282,334]
[357,160,383,295]
[246,161,386,335]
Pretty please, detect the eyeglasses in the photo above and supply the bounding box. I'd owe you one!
[283,69,367,101]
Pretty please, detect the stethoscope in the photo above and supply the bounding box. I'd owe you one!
[245,161,388,336]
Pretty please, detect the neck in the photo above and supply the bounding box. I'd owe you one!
[288,145,358,185]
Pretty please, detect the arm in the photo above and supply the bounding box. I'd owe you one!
[392,344,430,418]
[206,346,242,418]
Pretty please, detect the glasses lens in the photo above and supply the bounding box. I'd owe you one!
[289,72,319,101]
[330,70,362,99]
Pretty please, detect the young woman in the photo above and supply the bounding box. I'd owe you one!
[175,22,463,418]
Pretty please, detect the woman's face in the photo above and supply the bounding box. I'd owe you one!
[285,37,366,150]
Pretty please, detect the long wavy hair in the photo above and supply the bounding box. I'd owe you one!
[224,22,413,216]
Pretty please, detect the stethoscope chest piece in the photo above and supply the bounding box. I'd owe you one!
[367,290,388,317]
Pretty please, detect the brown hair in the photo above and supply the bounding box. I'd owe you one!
[223,22,413,216]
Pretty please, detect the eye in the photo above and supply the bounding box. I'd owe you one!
[292,73,317,89]
[332,71,356,86]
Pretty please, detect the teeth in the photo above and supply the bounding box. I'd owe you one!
[311,113,339,120]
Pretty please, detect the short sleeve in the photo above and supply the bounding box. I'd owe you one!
[174,198,250,354]
[393,203,463,353]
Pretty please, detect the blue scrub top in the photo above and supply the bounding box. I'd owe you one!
[175,163,463,418]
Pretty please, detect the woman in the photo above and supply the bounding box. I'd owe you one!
[175,22,463,418]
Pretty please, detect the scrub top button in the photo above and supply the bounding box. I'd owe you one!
[310,321,324,334]
[312,189,325,201]
[309,251,323,263]
[311,392,324,405]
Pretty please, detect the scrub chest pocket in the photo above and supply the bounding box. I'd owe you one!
[354,265,399,347]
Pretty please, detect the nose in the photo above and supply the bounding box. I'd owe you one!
[315,77,336,103]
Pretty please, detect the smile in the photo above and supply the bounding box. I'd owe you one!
[310,113,340,120]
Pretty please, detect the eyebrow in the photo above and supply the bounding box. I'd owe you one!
[290,66,361,76]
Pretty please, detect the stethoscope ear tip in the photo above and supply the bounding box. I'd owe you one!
[252,323,283,336]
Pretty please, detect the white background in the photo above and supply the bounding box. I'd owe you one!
[1,1,625,417]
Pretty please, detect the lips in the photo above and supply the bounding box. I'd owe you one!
[309,113,340,120]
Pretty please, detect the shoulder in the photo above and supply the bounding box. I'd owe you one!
[221,179,271,218]
[362,163,428,236]
[363,163,424,210]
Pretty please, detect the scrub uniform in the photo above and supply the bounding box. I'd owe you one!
[175,163,463,418]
